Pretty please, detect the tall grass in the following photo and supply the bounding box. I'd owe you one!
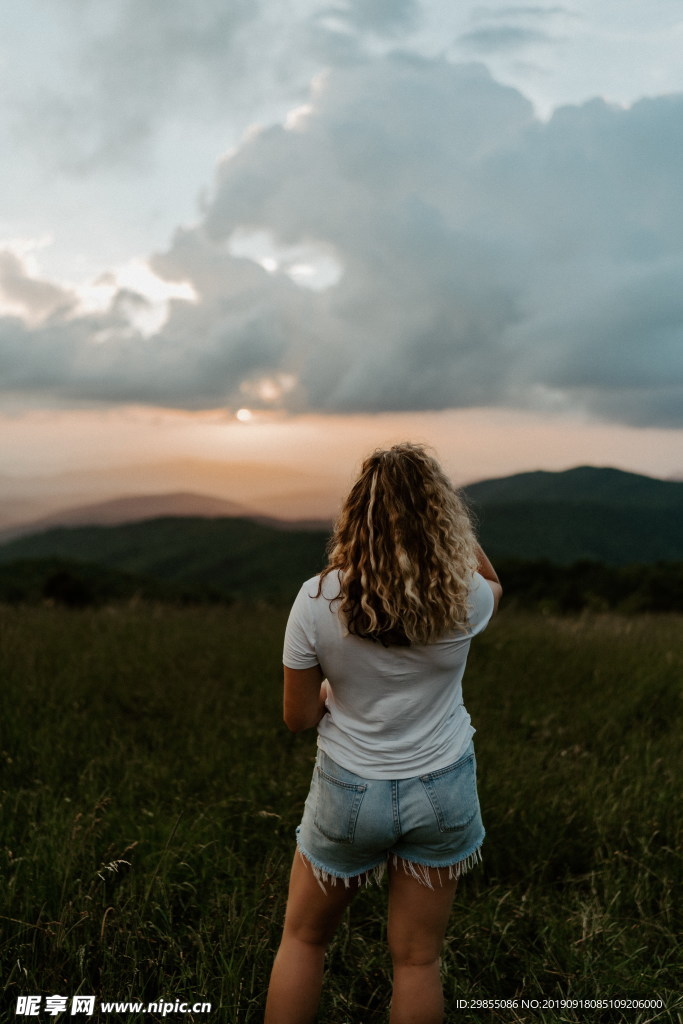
[1,604,681,1022]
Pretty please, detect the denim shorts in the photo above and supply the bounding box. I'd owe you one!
[296,741,485,889]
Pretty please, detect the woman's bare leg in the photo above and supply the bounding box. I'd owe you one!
[387,861,458,1024]
[264,852,357,1024]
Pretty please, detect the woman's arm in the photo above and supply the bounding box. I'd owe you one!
[283,664,328,732]
[475,543,503,613]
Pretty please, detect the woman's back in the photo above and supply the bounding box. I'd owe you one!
[284,569,494,778]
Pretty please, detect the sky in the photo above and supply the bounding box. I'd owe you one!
[1,0,682,519]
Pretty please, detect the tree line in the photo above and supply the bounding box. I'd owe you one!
[0,556,680,614]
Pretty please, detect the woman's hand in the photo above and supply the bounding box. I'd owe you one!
[475,543,503,612]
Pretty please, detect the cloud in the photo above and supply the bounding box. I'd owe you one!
[320,0,421,36]
[457,4,570,57]
[1,56,682,427]
[10,0,302,173]
[11,0,421,175]
[470,6,573,20]
[458,25,552,53]
[0,249,76,324]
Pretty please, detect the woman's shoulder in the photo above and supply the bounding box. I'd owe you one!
[299,570,342,600]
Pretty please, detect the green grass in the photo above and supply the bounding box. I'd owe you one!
[1,605,681,1023]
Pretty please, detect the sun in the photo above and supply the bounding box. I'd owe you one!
[235,408,254,423]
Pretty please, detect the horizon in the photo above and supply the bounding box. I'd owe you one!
[1,455,680,536]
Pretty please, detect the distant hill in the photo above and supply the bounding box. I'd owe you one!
[0,492,258,543]
[0,468,680,607]
[463,465,680,509]
[462,466,683,565]
[0,490,332,543]
[0,517,330,602]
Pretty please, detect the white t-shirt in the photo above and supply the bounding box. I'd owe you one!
[283,570,494,779]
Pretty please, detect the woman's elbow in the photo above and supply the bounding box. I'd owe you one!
[283,708,316,733]
[284,714,306,733]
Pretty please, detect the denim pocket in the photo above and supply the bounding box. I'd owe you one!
[419,751,479,833]
[313,764,367,844]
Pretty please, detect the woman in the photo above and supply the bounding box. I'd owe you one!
[264,443,502,1024]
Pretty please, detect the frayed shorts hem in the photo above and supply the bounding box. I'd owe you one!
[389,839,485,890]
[295,830,386,890]
[295,830,485,893]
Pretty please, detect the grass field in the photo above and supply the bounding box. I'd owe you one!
[1,604,681,1023]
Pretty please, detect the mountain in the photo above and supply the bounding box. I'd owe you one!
[0,458,342,527]
[0,491,332,544]
[463,465,679,509]
[0,516,330,601]
[0,468,680,606]
[0,492,255,542]
[461,466,683,565]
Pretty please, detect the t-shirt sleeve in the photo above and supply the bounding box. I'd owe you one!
[467,571,495,636]
[283,580,320,668]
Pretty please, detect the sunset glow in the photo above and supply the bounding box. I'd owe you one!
[1,405,680,530]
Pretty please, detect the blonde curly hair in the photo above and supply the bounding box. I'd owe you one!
[319,443,479,645]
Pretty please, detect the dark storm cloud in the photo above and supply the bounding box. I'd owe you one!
[2,56,682,427]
